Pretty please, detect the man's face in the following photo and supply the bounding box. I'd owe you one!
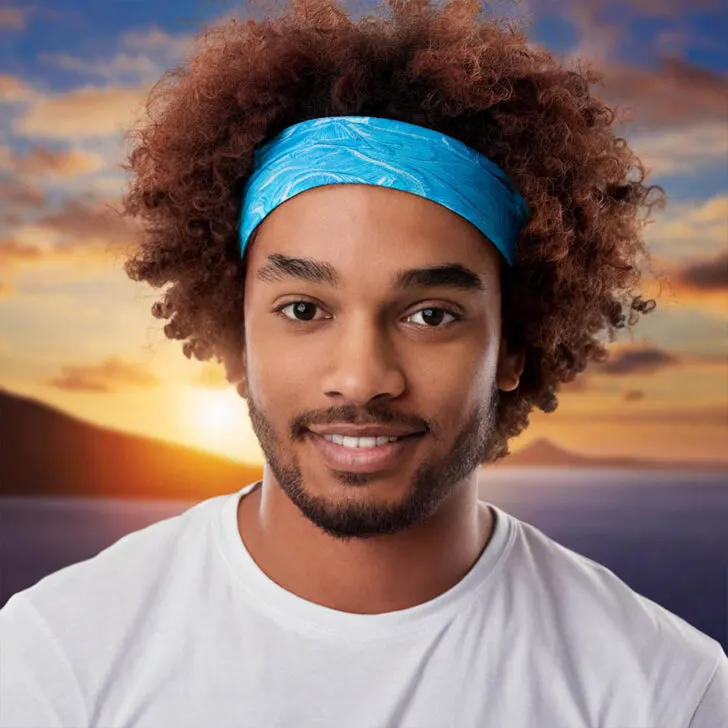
[241,184,519,541]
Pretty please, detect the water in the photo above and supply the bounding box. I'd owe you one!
[1,468,726,649]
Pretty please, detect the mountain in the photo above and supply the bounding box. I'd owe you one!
[492,437,726,471]
[0,388,262,501]
[1,389,724,501]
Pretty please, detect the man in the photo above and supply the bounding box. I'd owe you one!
[2,0,726,726]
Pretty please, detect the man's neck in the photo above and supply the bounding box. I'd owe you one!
[236,475,494,614]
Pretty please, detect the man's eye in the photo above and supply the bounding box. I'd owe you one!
[274,302,462,328]
[406,308,460,328]
[275,301,323,322]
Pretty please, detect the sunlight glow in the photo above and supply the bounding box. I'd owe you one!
[197,395,239,434]
[184,387,257,461]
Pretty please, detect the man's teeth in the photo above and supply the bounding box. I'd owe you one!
[322,434,401,448]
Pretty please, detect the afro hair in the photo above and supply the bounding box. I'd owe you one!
[121,0,664,463]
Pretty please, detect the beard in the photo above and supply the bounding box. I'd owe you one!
[245,380,499,542]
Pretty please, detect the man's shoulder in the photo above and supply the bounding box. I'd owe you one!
[489,508,727,724]
[503,511,723,677]
[2,492,228,624]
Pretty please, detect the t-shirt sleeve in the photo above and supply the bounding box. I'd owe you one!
[689,649,728,728]
[0,592,88,728]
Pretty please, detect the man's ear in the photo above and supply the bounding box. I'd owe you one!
[496,337,525,392]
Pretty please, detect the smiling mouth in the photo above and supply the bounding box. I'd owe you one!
[315,432,422,447]
[306,430,425,473]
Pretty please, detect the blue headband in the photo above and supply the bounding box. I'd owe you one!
[239,116,530,266]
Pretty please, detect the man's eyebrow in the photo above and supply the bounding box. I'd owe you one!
[256,254,486,293]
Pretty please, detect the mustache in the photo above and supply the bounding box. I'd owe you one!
[292,406,429,436]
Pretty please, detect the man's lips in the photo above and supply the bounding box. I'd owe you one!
[307,430,425,473]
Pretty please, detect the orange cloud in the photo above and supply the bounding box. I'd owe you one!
[0,175,44,211]
[0,7,24,31]
[0,234,119,274]
[3,146,105,178]
[605,57,728,128]
[46,356,159,393]
[0,192,139,277]
[13,85,148,140]
[599,345,678,375]
[0,281,14,297]
[36,198,135,248]
[0,237,43,268]
[644,194,728,262]
[675,251,728,291]
[0,73,35,103]
[646,251,728,318]
[560,347,726,402]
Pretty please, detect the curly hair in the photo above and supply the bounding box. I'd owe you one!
[121,0,664,463]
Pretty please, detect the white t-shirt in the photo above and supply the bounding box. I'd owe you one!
[1,480,726,728]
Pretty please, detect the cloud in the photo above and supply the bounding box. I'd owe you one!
[629,121,728,176]
[644,250,728,318]
[38,27,194,86]
[644,194,728,260]
[674,251,728,292]
[553,0,727,130]
[0,175,44,210]
[560,0,721,20]
[0,73,36,103]
[0,281,14,297]
[564,1,621,67]
[40,52,159,81]
[46,356,159,393]
[120,27,194,58]
[604,57,728,129]
[35,198,135,248]
[593,345,724,378]
[600,345,679,375]
[2,146,105,178]
[0,237,43,268]
[559,347,726,401]
[0,193,138,278]
[0,7,24,31]
[13,85,148,140]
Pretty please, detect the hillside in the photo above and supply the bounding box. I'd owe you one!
[490,438,720,470]
[0,388,262,501]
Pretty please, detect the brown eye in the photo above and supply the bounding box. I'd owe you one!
[277,301,321,321]
[407,307,459,328]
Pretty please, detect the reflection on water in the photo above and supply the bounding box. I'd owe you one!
[1,468,726,649]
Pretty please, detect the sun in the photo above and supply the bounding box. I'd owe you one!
[187,388,247,451]
[179,386,264,464]
[197,395,239,434]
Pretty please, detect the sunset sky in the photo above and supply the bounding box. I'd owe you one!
[1,0,726,466]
